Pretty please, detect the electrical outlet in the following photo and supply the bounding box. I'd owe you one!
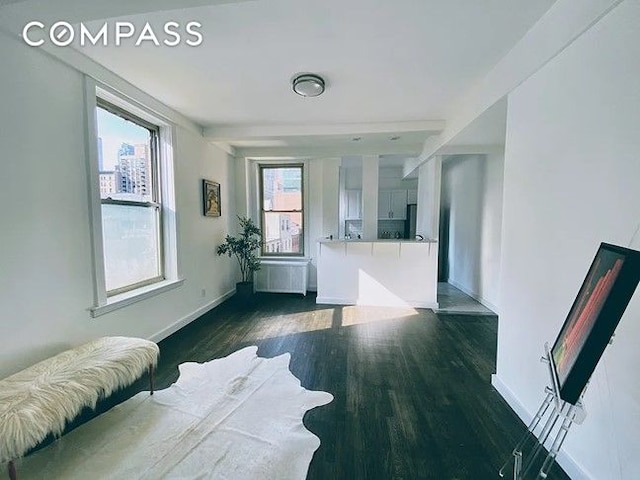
[201,288,206,297]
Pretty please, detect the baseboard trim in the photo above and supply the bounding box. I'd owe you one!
[448,279,499,313]
[491,374,590,480]
[316,296,438,309]
[149,288,235,343]
[315,296,351,305]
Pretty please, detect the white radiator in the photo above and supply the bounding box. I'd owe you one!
[254,260,309,295]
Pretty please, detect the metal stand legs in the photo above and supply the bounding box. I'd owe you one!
[499,388,581,479]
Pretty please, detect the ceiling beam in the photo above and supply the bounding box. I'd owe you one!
[232,143,425,160]
[429,144,504,157]
[204,121,445,143]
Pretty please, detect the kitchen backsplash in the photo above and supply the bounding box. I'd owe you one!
[378,220,406,239]
[345,220,363,238]
[343,219,407,239]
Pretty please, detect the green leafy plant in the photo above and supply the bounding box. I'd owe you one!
[216,216,262,283]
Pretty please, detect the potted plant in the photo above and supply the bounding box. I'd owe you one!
[216,216,262,300]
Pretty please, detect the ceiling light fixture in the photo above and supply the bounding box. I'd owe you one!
[292,74,325,97]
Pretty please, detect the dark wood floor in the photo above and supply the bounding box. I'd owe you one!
[53,292,571,479]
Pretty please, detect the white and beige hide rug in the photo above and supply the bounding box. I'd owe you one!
[14,346,334,479]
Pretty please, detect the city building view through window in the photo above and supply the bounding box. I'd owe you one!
[260,165,303,255]
[96,103,162,294]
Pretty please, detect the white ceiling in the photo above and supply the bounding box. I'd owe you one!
[1,0,556,155]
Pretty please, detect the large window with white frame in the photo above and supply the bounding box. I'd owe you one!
[95,98,164,295]
[259,164,304,256]
[87,81,179,316]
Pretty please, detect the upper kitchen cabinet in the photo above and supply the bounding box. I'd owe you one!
[339,157,364,238]
[378,189,407,220]
[345,189,362,220]
[377,161,418,220]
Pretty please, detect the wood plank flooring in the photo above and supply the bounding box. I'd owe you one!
[44,292,572,479]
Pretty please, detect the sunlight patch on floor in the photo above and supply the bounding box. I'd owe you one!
[243,308,335,341]
[341,305,419,326]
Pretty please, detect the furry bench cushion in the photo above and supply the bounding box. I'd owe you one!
[0,336,159,468]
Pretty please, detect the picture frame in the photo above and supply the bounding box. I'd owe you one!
[202,179,221,217]
[550,242,640,404]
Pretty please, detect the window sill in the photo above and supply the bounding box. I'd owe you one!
[259,256,310,261]
[90,278,184,318]
[259,255,311,264]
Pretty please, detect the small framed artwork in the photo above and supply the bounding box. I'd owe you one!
[203,179,221,217]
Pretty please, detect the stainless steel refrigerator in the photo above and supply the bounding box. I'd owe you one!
[405,204,417,239]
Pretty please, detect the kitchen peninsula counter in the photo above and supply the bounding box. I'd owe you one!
[316,238,438,308]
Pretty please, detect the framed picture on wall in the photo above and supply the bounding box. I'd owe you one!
[203,179,221,217]
[550,242,640,404]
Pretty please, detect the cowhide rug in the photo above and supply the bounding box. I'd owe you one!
[13,346,333,479]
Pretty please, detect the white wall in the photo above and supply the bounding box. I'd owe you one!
[361,155,379,240]
[481,152,504,310]
[0,32,236,379]
[308,158,340,290]
[416,157,442,240]
[440,153,504,310]
[497,1,640,478]
[378,167,418,191]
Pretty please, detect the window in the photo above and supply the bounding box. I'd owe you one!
[96,99,163,295]
[259,165,304,256]
[87,80,180,316]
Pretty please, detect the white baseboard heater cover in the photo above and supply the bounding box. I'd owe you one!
[255,260,309,295]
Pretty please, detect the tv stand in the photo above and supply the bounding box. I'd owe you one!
[499,347,585,479]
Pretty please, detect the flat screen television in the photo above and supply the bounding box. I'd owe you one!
[550,242,640,405]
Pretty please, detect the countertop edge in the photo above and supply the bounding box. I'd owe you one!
[317,238,437,244]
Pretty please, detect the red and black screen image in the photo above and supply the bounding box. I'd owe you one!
[551,243,640,404]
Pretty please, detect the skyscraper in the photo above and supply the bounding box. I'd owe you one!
[114,142,151,199]
[118,143,134,157]
[97,137,104,171]
[99,172,117,198]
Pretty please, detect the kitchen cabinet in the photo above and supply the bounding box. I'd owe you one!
[378,190,407,219]
[345,189,362,219]
[407,189,418,204]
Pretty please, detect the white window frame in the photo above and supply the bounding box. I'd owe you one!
[85,78,182,316]
[259,163,305,257]
[246,159,311,261]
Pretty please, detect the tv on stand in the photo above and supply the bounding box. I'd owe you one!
[549,242,640,405]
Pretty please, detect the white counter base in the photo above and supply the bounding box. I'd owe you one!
[316,240,438,309]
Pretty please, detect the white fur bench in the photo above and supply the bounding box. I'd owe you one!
[0,336,159,480]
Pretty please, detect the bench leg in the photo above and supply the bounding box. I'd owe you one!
[149,364,155,395]
[8,460,16,480]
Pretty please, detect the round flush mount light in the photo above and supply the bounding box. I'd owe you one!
[292,74,325,97]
